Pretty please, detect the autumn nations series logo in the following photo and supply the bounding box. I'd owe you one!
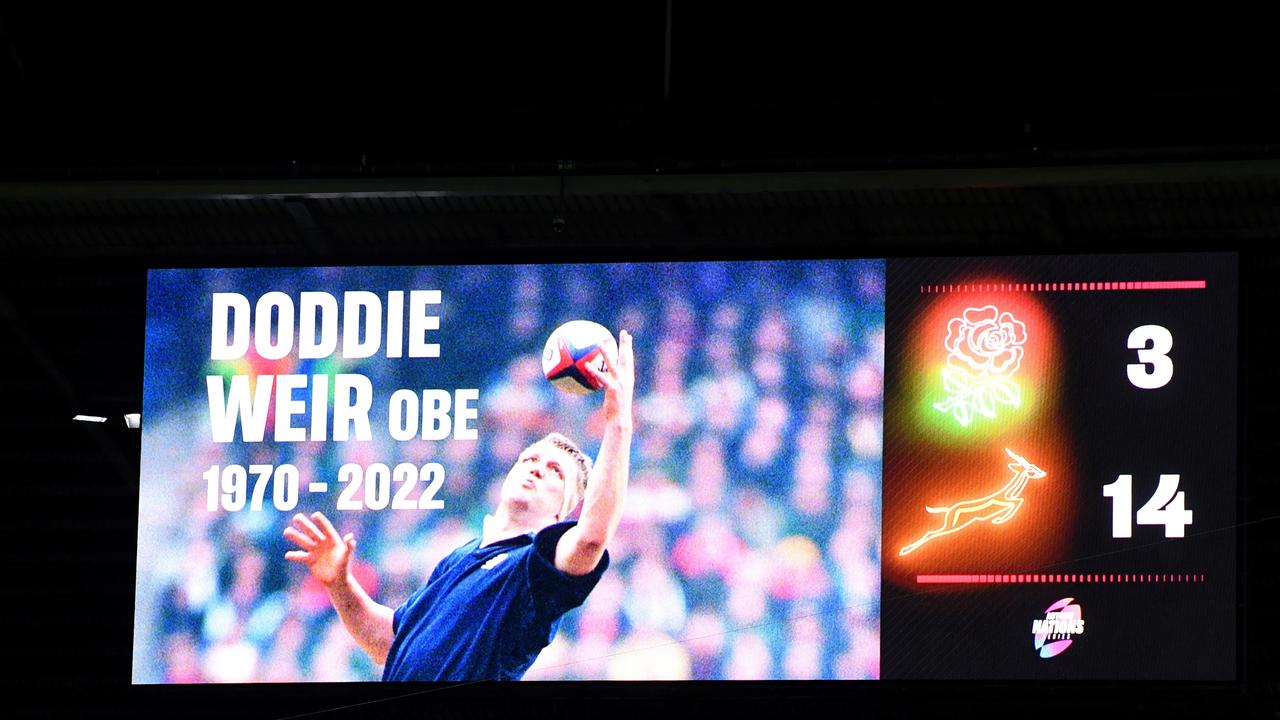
[1032,598,1085,659]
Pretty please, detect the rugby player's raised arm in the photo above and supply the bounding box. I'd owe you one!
[556,330,635,576]
[285,511,395,664]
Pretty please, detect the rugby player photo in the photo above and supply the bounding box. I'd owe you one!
[283,330,635,681]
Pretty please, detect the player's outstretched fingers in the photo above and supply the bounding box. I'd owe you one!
[618,330,634,372]
[293,513,326,544]
[284,550,311,563]
[597,342,621,379]
[582,357,616,392]
[283,526,317,550]
[312,511,344,544]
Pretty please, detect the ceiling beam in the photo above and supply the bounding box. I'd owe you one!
[4,159,1280,201]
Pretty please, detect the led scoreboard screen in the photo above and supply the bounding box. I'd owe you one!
[133,252,1236,683]
[882,253,1235,679]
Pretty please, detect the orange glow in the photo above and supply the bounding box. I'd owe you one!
[898,449,1046,556]
[906,282,1060,444]
[885,278,1074,590]
[885,439,1075,589]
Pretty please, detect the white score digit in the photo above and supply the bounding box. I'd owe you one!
[1127,324,1174,389]
[1102,474,1133,537]
[1104,473,1193,538]
[1136,474,1193,538]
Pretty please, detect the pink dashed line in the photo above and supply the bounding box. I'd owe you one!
[916,573,1205,584]
[920,279,1206,293]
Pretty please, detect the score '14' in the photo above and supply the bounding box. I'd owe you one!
[1103,474,1193,538]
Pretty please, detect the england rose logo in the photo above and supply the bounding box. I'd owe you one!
[933,305,1027,427]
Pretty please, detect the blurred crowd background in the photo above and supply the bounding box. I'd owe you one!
[135,260,884,682]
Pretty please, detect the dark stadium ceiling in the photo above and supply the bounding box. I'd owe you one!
[3,8,1280,180]
[3,166,1280,260]
[3,9,1280,259]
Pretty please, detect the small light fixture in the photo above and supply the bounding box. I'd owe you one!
[73,415,108,423]
[124,413,141,429]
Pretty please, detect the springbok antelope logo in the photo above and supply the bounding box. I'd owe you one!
[899,449,1047,557]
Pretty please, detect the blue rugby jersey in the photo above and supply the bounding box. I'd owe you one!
[381,520,608,681]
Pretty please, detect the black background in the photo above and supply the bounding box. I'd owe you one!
[883,254,1236,680]
[3,5,1280,719]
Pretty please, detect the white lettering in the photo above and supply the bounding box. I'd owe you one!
[273,374,309,442]
[214,290,442,361]
[207,375,274,442]
[211,293,250,359]
[333,374,373,441]
[254,292,295,360]
[421,389,452,440]
[386,291,404,358]
[409,290,442,358]
[454,388,479,439]
[388,389,419,442]
[342,291,382,359]
[298,292,339,359]
[310,374,329,441]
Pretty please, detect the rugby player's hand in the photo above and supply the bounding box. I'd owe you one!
[284,511,356,587]
[584,329,635,427]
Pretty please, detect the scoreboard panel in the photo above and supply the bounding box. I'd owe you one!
[882,252,1237,679]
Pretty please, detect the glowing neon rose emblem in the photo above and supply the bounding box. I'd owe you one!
[933,305,1027,427]
[944,306,1027,376]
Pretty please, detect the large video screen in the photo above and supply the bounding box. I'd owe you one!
[135,260,886,682]
[133,253,1234,683]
